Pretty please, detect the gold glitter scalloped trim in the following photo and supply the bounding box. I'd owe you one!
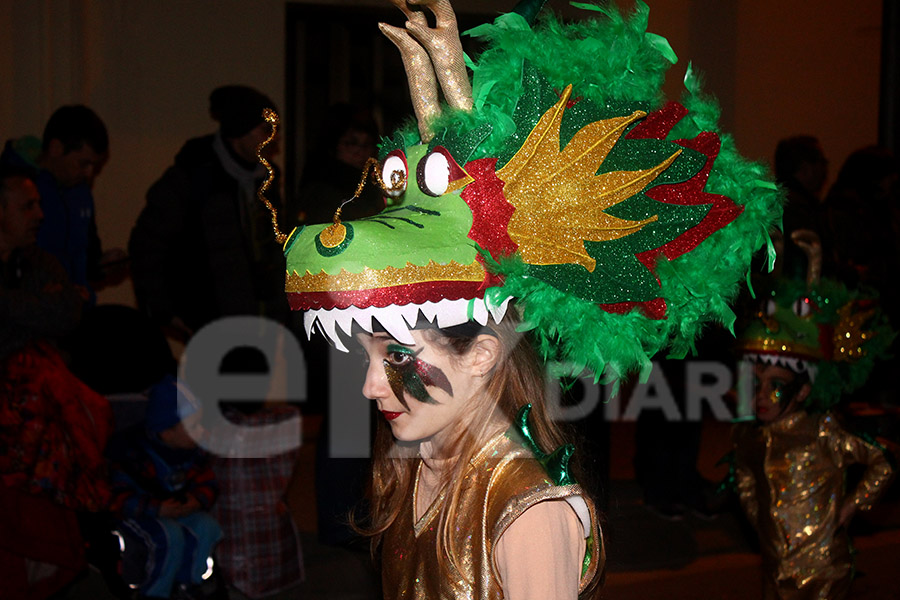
[286,259,485,293]
[741,338,824,360]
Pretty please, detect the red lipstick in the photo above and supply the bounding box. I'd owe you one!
[381,411,403,421]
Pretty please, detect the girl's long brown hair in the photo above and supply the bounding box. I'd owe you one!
[352,310,597,595]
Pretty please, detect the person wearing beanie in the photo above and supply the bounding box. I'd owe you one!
[129,84,289,340]
[106,375,222,598]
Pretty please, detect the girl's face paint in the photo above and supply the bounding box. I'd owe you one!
[753,363,803,423]
[356,330,483,445]
[383,344,453,407]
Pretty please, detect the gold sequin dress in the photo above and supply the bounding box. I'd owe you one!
[381,431,603,599]
[733,411,894,599]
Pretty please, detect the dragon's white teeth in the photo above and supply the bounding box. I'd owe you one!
[779,356,803,372]
[418,302,440,324]
[488,296,512,323]
[806,364,818,382]
[471,299,488,326]
[400,303,422,328]
[436,303,463,328]
[304,297,509,351]
[335,309,356,338]
[378,309,416,344]
[318,312,348,352]
[304,311,316,339]
[353,309,374,333]
[743,352,817,382]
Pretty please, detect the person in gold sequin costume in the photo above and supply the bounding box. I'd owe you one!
[358,319,604,599]
[733,361,894,599]
[256,0,783,595]
[732,231,895,599]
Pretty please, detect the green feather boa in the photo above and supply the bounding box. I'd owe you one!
[386,2,784,387]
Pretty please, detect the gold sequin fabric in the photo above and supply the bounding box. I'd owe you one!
[733,411,894,599]
[381,432,602,599]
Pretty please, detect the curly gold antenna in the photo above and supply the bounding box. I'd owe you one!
[257,108,287,244]
[361,156,406,198]
[327,157,405,233]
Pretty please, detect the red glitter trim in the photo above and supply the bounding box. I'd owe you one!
[637,132,743,267]
[625,101,688,140]
[288,280,486,311]
[603,101,744,320]
[600,297,668,319]
[460,158,517,291]
[627,102,743,264]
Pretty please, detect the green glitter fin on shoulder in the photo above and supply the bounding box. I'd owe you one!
[511,404,576,486]
[510,405,597,579]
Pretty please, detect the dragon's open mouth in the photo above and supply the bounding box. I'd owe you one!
[743,352,818,380]
[739,336,824,363]
[303,296,512,351]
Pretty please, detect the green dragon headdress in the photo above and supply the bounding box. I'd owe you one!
[737,231,894,410]
[267,0,783,386]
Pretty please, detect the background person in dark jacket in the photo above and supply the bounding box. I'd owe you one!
[129,85,288,342]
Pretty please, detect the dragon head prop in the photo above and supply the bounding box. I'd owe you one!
[262,0,783,387]
[737,231,894,410]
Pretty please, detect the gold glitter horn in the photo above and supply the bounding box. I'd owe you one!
[379,0,473,141]
[256,108,287,245]
[790,229,822,287]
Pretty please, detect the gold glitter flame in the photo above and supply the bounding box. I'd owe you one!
[833,302,875,362]
[497,85,674,272]
[257,108,287,244]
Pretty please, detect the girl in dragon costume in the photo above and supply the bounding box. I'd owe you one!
[257,0,782,597]
[732,231,895,600]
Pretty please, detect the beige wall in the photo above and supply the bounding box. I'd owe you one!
[0,1,882,307]
[1,0,287,306]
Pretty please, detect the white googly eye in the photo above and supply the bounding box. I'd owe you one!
[417,150,451,197]
[765,299,777,316]
[792,298,811,317]
[381,153,407,198]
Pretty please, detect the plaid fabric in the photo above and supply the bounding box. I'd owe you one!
[212,406,304,598]
[0,344,112,510]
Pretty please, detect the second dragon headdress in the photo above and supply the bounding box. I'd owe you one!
[266,0,783,387]
[737,231,894,411]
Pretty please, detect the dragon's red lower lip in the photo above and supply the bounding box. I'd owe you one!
[382,411,404,421]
